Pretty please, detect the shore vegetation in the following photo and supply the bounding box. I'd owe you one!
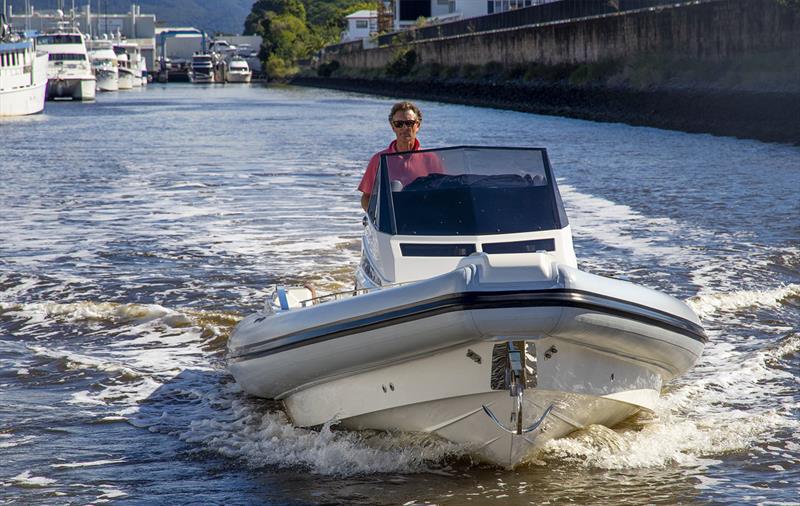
[243,0,379,80]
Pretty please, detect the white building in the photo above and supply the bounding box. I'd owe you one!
[393,0,558,30]
[341,10,378,42]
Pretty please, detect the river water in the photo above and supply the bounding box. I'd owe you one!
[1,84,798,505]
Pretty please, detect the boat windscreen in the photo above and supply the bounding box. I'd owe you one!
[37,34,82,45]
[378,147,567,235]
[48,53,87,61]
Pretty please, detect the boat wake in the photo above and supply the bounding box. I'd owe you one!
[2,246,797,476]
[177,391,466,475]
[687,284,800,319]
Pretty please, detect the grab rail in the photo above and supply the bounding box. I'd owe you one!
[294,281,407,308]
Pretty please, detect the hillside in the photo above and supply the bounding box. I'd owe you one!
[8,0,254,35]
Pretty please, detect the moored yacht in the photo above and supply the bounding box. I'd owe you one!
[227,146,707,468]
[0,18,47,116]
[36,28,96,100]
[88,39,118,92]
[225,56,251,83]
[113,45,134,90]
[190,53,214,83]
[209,39,237,60]
[113,41,143,87]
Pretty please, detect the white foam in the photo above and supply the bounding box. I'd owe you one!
[7,301,174,325]
[97,487,128,499]
[177,392,464,476]
[0,435,37,449]
[11,471,56,487]
[50,460,126,469]
[560,184,700,260]
[688,284,800,319]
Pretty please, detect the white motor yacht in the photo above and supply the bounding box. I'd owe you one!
[226,56,251,83]
[36,28,96,101]
[112,45,134,90]
[113,41,142,87]
[190,53,214,83]
[228,146,707,468]
[88,40,118,92]
[0,19,47,116]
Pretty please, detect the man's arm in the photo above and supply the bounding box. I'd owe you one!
[361,193,370,212]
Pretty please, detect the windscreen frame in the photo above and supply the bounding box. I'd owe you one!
[376,146,568,236]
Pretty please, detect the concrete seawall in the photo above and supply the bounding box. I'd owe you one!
[323,0,799,70]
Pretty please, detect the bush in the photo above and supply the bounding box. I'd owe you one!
[266,54,296,80]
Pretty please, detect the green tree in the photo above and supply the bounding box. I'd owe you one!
[243,0,306,35]
[243,0,309,79]
[243,0,379,78]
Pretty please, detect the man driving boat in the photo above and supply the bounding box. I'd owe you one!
[358,101,442,211]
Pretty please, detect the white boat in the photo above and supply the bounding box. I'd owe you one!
[235,43,257,58]
[112,46,133,90]
[225,56,251,83]
[227,146,707,468]
[210,39,238,64]
[190,53,214,83]
[0,20,47,116]
[113,41,142,87]
[140,57,148,86]
[36,29,96,101]
[88,40,118,92]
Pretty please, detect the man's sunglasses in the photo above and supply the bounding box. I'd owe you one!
[392,120,419,128]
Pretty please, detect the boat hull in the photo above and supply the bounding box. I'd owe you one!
[118,71,134,90]
[228,256,705,467]
[0,78,46,116]
[190,73,214,84]
[226,71,252,83]
[283,340,646,466]
[47,77,96,100]
[0,52,47,117]
[95,70,118,92]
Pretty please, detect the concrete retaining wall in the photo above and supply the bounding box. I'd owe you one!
[322,0,800,69]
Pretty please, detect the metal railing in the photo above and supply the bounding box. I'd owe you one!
[375,0,703,47]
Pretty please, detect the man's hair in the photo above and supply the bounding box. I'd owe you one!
[388,101,422,123]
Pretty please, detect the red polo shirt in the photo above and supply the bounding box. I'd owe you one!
[358,139,422,195]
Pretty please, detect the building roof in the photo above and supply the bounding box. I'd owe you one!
[346,10,377,19]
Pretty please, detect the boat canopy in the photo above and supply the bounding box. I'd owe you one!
[370,146,568,236]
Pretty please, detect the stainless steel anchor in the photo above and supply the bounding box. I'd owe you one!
[482,341,553,435]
